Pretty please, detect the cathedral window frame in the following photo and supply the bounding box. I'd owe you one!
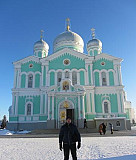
[101,71,107,86]
[25,101,33,116]
[72,71,77,85]
[102,100,111,114]
[28,73,33,88]
[57,71,62,86]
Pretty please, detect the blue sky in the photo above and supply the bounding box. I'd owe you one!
[0,0,136,119]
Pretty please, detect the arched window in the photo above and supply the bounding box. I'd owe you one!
[102,72,107,86]
[27,103,31,115]
[104,102,109,113]
[63,81,69,90]
[57,72,62,86]
[72,71,77,85]
[28,74,33,88]
[65,71,69,78]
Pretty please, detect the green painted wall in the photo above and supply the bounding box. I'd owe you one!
[21,74,26,88]
[35,74,40,88]
[93,58,114,70]
[18,96,26,114]
[88,65,91,85]
[94,72,99,86]
[80,71,85,85]
[95,94,102,113]
[33,96,40,114]
[109,94,118,112]
[21,61,41,73]
[39,115,47,121]
[9,117,18,121]
[89,50,93,56]
[95,94,118,113]
[43,66,46,86]
[50,72,55,86]
[109,71,114,86]
[86,114,96,119]
[49,53,85,70]
[38,51,42,58]
[94,50,98,56]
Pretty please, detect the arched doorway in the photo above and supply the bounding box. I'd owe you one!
[59,100,74,128]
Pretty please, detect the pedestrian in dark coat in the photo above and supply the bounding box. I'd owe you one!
[84,118,88,129]
[109,123,113,134]
[102,123,106,135]
[99,123,103,135]
[59,117,81,160]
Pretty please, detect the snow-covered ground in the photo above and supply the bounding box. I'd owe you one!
[0,136,136,160]
[0,129,30,135]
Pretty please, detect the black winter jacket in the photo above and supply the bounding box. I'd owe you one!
[59,123,81,145]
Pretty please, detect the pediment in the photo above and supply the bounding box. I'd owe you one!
[13,56,40,65]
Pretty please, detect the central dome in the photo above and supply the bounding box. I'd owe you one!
[53,19,84,53]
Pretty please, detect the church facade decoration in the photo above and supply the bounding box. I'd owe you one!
[8,19,129,130]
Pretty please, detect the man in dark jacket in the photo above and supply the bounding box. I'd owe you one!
[59,117,81,160]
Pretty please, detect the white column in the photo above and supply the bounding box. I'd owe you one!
[46,65,49,86]
[17,68,21,88]
[12,94,15,115]
[78,95,81,119]
[85,64,89,85]
[52,95,54,119]
[87,92,91,113]
[91,91,95,114]
[114,65,118,85]
[55,72,57,85]
[107,71,109,86]
[77,72,80,85]
[99,72,102,86]
[90,64,93,85]
[40,93,43,114]
[121,91,125,113]
[41,65,44,86]
[82,96,85,119]
[14,68,17,88]
[117,92,121,113]
[15,94,18,116]
[48,96,50,120]
[118,64,122,85]
[62,71,65,79]
[45,93,48,115]
[33,74,35,88]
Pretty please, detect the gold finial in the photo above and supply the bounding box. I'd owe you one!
[66,18,70,31]
[91,28,95,39]
[40,30,44,40]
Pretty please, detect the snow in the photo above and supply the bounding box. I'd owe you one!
[0,136,136,160]
[0,129,30,135]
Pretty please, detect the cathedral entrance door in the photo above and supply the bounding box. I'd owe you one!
[66,109,74,124]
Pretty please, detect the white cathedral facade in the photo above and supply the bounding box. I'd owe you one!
[8,19,131,131]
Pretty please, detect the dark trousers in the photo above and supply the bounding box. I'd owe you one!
[63,143,77,160]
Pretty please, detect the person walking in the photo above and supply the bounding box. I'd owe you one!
[59,117,81,160]
[109,123,113,134]
[84,118,88,129]
[102,123,106,135]
[99,123,103,135]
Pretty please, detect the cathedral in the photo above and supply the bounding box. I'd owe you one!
[8,19,131,131]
